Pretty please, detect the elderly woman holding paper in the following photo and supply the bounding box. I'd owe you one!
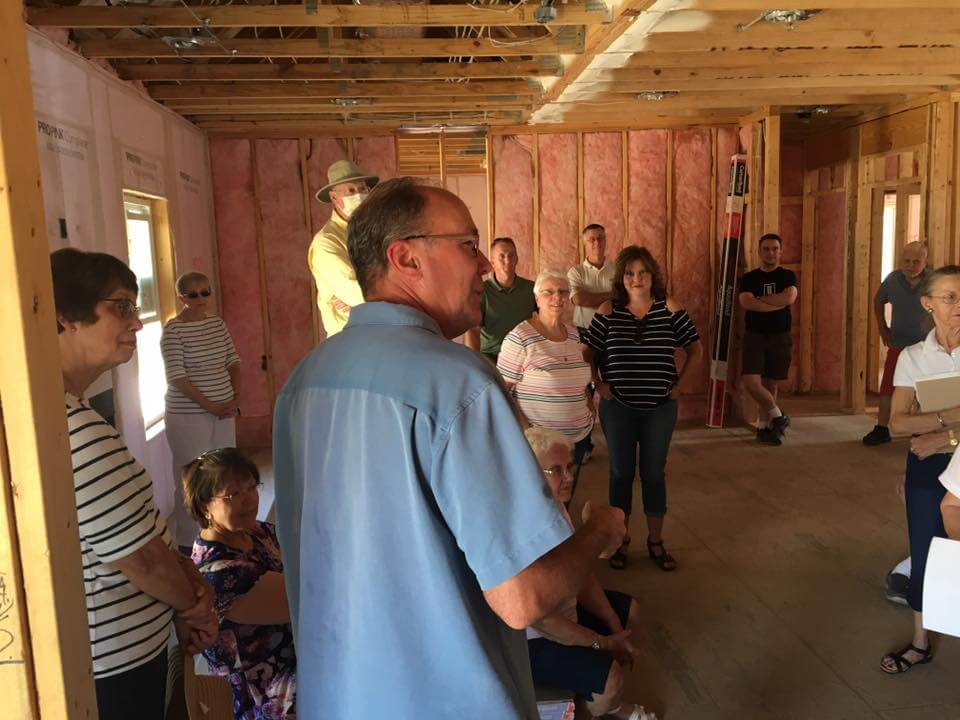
[881,265,960,674]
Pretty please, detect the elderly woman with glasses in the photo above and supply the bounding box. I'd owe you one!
[162,271,242,552]
[523,427,656,720]
[52,248,217,720]
[186,448,296,719]
[881,265,960,675]
[497,269,594,499]
[584,246,703,571]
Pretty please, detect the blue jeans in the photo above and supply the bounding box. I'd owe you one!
[905,451,949,612]
[599,396,677,517]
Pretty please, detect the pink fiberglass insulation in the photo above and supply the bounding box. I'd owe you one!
[780,205,803,264]
[780,142,803,197]
[715,128,741,240]
[254,139,315,397]
[886,154,900,181]
[210,138,271,447]
[493,135,535,277]
[305,137,349,236]
[671,128,712,394]
[538,133,579,273]
[814,190,846,391]
[627,130,668,266]
[355,135,397,185]
[583,132,624,258]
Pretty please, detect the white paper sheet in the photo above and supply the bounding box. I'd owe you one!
[922,536,960,638]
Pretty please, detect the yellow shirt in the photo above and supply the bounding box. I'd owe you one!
[307,210,365,336]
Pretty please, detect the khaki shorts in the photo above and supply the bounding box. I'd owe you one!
[742,331,792,380]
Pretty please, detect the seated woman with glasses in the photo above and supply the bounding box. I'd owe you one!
[523,427,656,720]
[162,271,242,552]
[583,246,703,571]
[185,448,296,719]
[498,269,594,502]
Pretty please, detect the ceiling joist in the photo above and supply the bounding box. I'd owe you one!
[79,32,585,59]
[117,59,563,83]
[148,80,544,101]
[27,2,609,29]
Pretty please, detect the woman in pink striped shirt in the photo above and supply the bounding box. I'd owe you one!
[498,269,594,501]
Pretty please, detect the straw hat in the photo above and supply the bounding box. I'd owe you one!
[316,160,379,203]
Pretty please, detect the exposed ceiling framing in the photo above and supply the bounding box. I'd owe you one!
[23,0,960,136]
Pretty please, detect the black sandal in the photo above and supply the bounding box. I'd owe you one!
[647,538,677,572]
[609,544,629,570]
[881,643,933,674]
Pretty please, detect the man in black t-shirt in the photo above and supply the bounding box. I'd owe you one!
[738,233,798,445]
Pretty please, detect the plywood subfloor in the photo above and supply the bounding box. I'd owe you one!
[245,404,959,719]
[573,410,960,720]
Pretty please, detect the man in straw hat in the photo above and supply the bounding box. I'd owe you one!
[308,159,379,336]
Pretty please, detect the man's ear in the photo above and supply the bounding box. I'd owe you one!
[385,239,422,278]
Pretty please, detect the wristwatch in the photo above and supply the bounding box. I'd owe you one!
[591,637,601,651]
[949,429,958,448]
[937,412,946,428]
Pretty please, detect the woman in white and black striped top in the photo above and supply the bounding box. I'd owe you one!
[52,248,218,720]
[584,246,703,572]
[161,271,241,550]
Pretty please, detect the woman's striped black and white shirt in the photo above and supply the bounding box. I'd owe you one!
[585,300,700,408]
[161,315,240,415]
[67,394,174,679]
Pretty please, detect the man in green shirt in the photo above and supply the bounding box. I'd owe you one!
[465,237,537,362]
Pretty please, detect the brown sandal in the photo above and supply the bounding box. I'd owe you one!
[609,544,629,570]
[647,538,677,572]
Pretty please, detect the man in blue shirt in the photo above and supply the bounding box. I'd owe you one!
[273,178,626,719]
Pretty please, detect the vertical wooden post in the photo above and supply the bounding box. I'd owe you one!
[928,99,956,267]
[799,169,817,393]
[747,121,764,271]
[577,132,585,261]
[298,139,321,345]
[0,4,97,716]
[708,128,719,339]
[438,132,447,189]
[622,130,629,248]
[763,113,781,236]
[665,129,674,291]
[867,188,885,395]
[485,134,495,257]
[346,136,355,163]
[249,141,277,421]
[848,139,870,414]
[531,133,540,272]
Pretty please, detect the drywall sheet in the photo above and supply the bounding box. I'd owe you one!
[446,174,489,249]
[255,139,315,397]
[671,128,712,393]
[538,133,579,273]
[627,130,668,265]
[355,135,398,185]
[814,190,846,392]
[210,139,272,446]
[305,137,349,237]
[493,135,535,278]
[583,132,624,258]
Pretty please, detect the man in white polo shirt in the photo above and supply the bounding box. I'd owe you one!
[568,224,616,335]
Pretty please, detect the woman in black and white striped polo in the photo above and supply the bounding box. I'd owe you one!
[162,272,241,553]
[584,246,703,571]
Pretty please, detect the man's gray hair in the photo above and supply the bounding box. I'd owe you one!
[524,426,572,465]
[347,177,429,295]
[534,269,569,296]
[176,271,210,296]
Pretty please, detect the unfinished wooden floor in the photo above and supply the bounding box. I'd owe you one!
[251,403,959,719]
[572,407,960,720]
